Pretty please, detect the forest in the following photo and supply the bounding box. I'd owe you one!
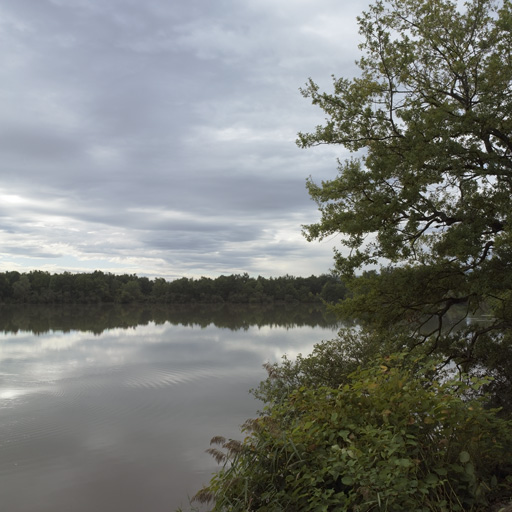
[0,270,347,305]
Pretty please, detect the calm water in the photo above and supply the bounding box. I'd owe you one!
[0,304,339,512]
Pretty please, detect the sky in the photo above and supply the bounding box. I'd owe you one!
[1,0,370,280]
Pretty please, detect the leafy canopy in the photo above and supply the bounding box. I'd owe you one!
[298,0,512,378]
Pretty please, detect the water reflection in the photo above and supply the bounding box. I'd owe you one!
[0,304,339,512]
[0,303,338,335]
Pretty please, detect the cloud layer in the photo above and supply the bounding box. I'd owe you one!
[0,0,368,278]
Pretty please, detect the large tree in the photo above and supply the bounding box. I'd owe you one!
[299,0,512,391]
[183,3,512,509]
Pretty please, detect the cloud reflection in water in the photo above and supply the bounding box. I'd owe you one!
[0,305,339,512]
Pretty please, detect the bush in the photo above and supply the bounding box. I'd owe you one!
[193,351,512,511]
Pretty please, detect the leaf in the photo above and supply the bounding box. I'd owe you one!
[465,463,475,476]
[459,451,470,463]
[338,430,350,442]
[329,468,341,479]
[425,473,439,485]
[341,475,354,486]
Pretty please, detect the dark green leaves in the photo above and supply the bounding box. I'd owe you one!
[193,352,512,511]
[299,0,512,392]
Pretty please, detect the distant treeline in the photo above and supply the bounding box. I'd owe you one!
[0,270,347,305]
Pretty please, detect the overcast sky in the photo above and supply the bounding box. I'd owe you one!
[1,0,369,280]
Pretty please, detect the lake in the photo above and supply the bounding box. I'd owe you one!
[0,304,340,512]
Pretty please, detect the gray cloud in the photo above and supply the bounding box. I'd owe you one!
[0,0,369,278]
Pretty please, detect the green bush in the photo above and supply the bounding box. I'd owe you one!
[251,328,385,408]
[193,352,512,511]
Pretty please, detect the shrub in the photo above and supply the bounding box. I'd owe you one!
[193,352,512,511]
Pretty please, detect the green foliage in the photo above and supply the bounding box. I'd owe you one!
[298,0,512,404]
[0,271,345,305]
[183,2,512,509]
[251,328,381,408]
[193,351,512,511]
